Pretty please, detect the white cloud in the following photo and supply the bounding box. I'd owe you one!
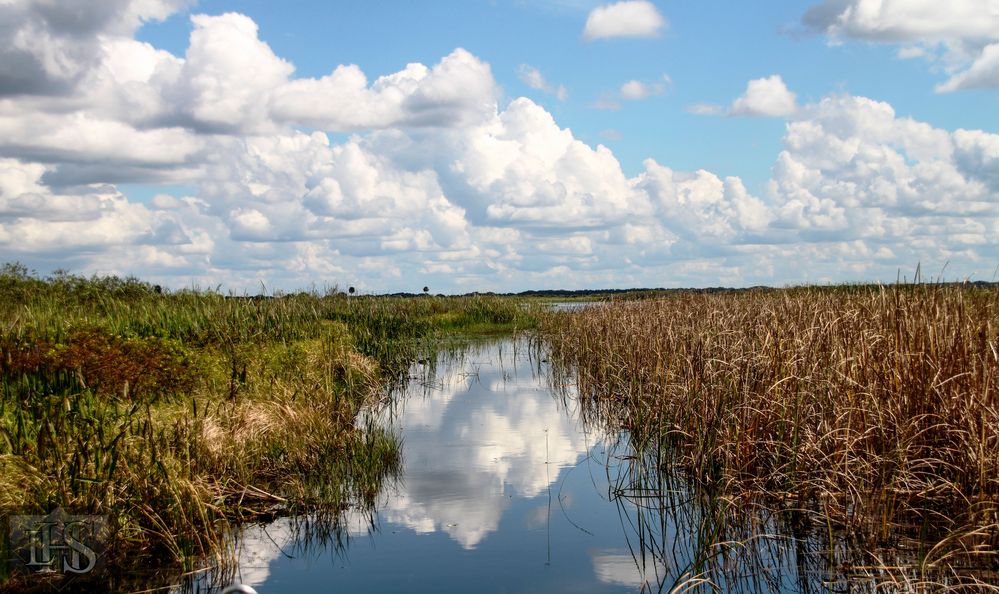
[272,48,498,131]
[953,128,999,191]
[592,75,669,109]
[0,5,997,291]
[937,42,999,91]
[166,13,293,134]
[441,97,652,230]
[641,162,772,244]
[769,94,998,248]
[730,75,798,117]
[155,15,499,134]
[803,0,999,44]
[0,0,189,97]
[583,1,667,41]
[803,0,999,90]
[0,110,203,168]
[619,75,668,100]
[516,64,568,101]
[0,158,175,252]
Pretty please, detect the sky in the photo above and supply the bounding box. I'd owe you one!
[0,0,997,293]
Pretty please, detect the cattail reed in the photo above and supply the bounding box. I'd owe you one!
[541,284,999,587]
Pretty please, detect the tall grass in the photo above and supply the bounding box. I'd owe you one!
[0,264,534,589]
[540,284,999,588]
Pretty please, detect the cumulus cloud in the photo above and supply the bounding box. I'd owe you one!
[0,158,187,255]
[163,13,293,134]
[583,1,667,41]
[0,0,188,96]
[937,42,999,91]
[1,2,997,292]
[769,94,998,256]
[689,76,797,119]
[440,98,652,230]
[0,110,203,170]
[730,75,798,117]
[641,162,772,244]
[803,0,999,91]
[272,48,499,132]
[516,64,568,101]
[803,0,999,44]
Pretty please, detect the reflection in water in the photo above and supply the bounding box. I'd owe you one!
[591,550,666,589]
[587,403,999,592]
[221,336,986,593]
[376,341,593,549]
[235,520,295,588]
[226,337,642,593]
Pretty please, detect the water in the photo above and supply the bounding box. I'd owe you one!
[206,336,982,594]
[546,301,601,312]
[227,338,671,593]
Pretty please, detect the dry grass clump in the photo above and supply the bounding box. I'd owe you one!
[541,285,998,580]
[0,328,197,400]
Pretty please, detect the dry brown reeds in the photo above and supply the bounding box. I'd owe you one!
[541,284,999,584]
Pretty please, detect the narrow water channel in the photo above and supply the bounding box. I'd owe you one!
[226,337,671,593]
[173,333,995,593]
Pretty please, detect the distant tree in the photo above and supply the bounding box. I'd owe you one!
[348,286,355,295]
[422,286,429,295]
[0,262,31,279]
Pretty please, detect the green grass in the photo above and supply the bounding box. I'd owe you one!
[0,263,537,588]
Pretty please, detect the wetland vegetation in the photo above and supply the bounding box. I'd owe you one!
[540,284,999,590]
[1,263,997,592]
[0,263,534,591]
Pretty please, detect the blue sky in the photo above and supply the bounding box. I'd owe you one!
[0,0,997,292]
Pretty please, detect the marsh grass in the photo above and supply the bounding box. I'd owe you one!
[0,264,534,590]
[541,284,999,589]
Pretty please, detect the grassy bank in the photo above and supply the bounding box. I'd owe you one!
[540,284,998,586]
[0,264,535,589]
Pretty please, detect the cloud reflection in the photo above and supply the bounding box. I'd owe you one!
[231,339,597,586]
[377,340,593,549]
[235,519,295,588]
[591,549,667,589]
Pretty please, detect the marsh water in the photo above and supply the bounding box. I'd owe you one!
[210,337,840,593]
[214,337,670,593]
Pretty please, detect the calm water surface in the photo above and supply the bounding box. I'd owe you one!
[229,338,671,593]
[198,335,997,594]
